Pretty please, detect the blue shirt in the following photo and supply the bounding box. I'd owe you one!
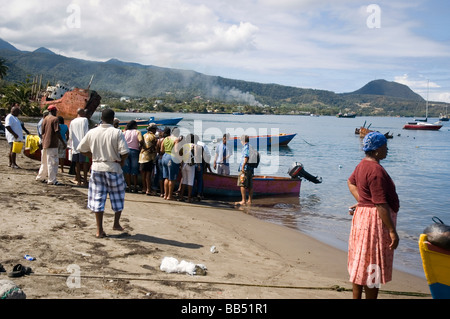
[238,143,253,172]
[215,142,232,166]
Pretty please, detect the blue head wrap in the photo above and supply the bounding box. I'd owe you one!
[363,131,387,152]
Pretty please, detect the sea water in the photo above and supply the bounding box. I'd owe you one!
[115,112,450,278]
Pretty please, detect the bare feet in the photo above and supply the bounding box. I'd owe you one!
[96,231,107,238]
[113,225,124,231]
[234,200,246,206]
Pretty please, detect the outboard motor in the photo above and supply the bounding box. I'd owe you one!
[288,162,322,184]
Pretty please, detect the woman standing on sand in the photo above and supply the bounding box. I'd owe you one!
[160,127,181,200]
[122,120,144,193]
[347,131,400,299]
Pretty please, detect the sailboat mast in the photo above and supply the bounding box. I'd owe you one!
[426,79,429,119]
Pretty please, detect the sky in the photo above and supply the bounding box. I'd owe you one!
[1,0,449,103]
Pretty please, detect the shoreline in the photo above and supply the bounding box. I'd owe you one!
[0,133,430,299]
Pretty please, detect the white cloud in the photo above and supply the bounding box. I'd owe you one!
[1,0,450,102]
[394,74,450,103]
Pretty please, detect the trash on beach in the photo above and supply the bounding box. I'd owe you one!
[210,246,218,254]
[160,257,207,276]
[0,279,27,299]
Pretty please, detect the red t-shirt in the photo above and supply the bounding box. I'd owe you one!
[349,159,399,213]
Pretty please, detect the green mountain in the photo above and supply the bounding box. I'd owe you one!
[0,38,448,116]
[346,79,424,101]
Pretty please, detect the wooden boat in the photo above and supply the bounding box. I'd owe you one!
[40,83,101,123]
[23,135,73,167]
[403,121,442,130]
[202,172,301,197]
[355,122,393,139]
[119,116,183,128]
[418,234,450,299]
[231,133,297,147]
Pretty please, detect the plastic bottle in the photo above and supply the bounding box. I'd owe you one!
[24,255,36,261]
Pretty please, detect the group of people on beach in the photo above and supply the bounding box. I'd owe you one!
[4,103,400,299]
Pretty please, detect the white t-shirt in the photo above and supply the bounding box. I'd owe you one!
[5,114,24,143]
[77,124,129,173]
[69,117,89,154]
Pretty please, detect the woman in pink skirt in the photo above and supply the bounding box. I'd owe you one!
[347,131,400,299]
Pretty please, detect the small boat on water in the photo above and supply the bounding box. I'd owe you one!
[354,121,393,139]
[337,112,356,118]
[405,80,443,130]
[439,114,449,122]
[230,133,297,147]
[403,121,443,131]
[202,162,321,197]
[119,116,183,128]
[418,234,450,299]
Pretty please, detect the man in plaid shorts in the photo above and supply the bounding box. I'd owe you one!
[78,109,129,238]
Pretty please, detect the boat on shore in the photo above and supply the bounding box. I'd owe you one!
[203,172,301,197]
[230,133,296,147]
[40,80,101,123]
[419,234,450,299]
[202,162,321,197]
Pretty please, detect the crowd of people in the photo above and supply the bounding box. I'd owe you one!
[3,105,256,236]
[4,104,403,298]
[4,104,254,204]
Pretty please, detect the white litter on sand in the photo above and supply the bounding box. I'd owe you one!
[160,257,207,276]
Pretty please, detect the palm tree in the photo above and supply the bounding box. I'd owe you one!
[0,58,8,80]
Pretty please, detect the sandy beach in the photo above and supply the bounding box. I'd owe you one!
[0,128,430,301]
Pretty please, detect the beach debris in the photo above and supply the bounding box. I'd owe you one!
[24,254,36,261]
[210,246,218,254]
[0,279,26,299]
[160,257,207,276]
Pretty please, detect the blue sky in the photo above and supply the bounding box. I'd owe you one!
[0,0,449,102]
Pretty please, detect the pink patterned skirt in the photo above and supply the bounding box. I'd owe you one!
[348,206,397,286]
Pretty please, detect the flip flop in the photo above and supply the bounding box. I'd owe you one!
[8,264,32,277]
[0,263,6,273]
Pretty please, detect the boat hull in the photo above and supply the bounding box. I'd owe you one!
[23,148,73,167]
[40,88,101,123]
[119,117,183,128]
[231,133,296,147]
[418,234,450,299]
[403,123,442,130]
[202,172,301,197]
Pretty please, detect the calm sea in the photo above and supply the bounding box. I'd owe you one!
[113,112,450,278]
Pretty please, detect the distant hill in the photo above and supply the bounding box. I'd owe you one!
[33,47,56,55]
[346,79,424,101]
[0,38,20,52]
[1,38,447,116]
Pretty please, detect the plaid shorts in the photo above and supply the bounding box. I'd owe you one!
[88,171,126,213]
